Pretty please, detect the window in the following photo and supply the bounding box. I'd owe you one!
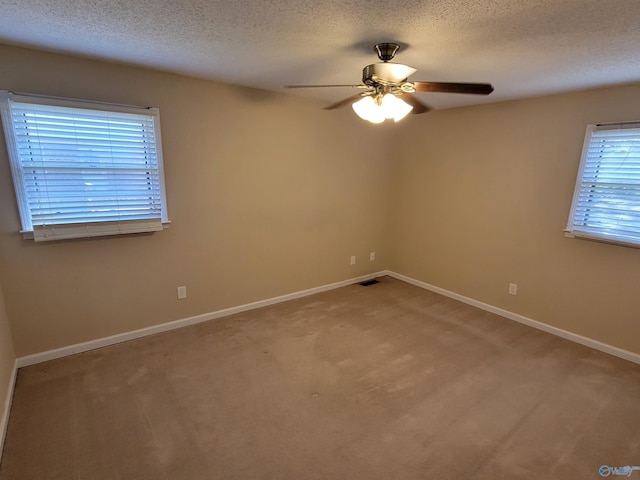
[566,122,640,248]
[0,91,169,242]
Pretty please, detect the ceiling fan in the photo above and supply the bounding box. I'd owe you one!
[285,43,494,123]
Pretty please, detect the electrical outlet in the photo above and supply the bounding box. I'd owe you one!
[350,255,356,265]
[508,283,518,296]
[177,286,187,299]
[370,252,375,261]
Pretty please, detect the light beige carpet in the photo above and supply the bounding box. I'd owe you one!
[1,276,639,479]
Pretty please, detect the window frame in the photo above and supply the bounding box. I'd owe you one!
[0,91,170,241]
[565,121,640,249]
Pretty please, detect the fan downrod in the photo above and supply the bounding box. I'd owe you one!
[374,43,400,62]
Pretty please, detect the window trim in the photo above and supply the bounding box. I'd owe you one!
[565,122,640,249]
[0,91,170,241]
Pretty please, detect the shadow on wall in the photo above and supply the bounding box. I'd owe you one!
[227,84,283,104]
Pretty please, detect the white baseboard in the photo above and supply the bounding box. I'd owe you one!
[16,271,387,368]
[1,360,17,457]
[16,269,640,368]
[386,270,640,365]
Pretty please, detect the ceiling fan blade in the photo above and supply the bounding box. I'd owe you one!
[284,84,367,89]
[400,94,431,114]
[411,82,494,95]
[324,93,366,110]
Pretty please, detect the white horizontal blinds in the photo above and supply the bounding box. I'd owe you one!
[569,123,640,246]
[6,96,165,241]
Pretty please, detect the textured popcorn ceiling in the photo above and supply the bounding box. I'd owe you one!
[1,0,639,109]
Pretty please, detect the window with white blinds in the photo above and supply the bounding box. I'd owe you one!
[566,122,640,248]
[0,91,169,242]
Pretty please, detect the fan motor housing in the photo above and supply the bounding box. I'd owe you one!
[362,63,417,85]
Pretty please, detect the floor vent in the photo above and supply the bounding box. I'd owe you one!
[359,279,380,287]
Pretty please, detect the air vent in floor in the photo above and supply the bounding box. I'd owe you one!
[359,279,380,287]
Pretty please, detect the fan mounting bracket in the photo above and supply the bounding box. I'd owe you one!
[374,43,400,62]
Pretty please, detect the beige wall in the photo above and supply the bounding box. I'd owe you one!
[1,43,639,359]
[0,281,16,434]
[389,85,640,354]
[0,44,392,356]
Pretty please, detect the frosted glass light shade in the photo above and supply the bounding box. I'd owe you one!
[352,96,384,123]
[381,94,413,122]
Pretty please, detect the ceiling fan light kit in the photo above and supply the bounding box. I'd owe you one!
[352,93,413,123]
[284,43,494,124]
